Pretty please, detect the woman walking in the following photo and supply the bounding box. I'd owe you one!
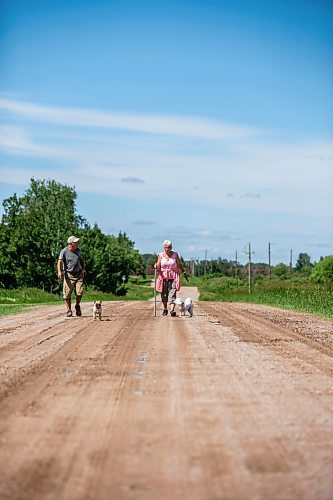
[154,240,188,316]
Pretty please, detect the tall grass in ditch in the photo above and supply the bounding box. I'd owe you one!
[0,287,62,304]
[194,276,333,319]
[0,277,155,316]
[0,287,62,316]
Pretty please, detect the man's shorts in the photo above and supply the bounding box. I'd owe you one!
[161,279,177,303]
[63,272,84,299]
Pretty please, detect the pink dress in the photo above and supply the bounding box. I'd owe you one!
[156,251,181,292]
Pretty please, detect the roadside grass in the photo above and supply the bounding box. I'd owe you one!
[0,304,37,316]
[83,277,154,302]
[0,287,62,304]
[0,277,155,316]
[123,276,154,301]
[0,288,62,316]
[2,276,331,320]
[192,275,333,319]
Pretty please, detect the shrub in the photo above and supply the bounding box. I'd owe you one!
[311,256,333,284]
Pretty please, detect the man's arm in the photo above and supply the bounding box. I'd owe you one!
[79,256,86,276]
[57,259,63,280]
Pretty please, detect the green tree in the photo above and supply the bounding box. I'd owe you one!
[79,229,143,294]
[272,262,290,280]
[295,253,313,276]
[0,178,87,289]
[141,254,156,275]
[0,178,144,294]
[311,256,333,284]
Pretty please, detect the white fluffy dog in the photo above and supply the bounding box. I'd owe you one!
[174,297,193,317]
[93,300,102,320]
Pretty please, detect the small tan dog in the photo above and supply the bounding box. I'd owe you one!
[93,300,102,320]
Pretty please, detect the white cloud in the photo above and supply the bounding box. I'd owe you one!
[0,98,260,140]
[132,220,156,226]
[121,177,144,183]
[0,99,332,225]
[0,125,34,151]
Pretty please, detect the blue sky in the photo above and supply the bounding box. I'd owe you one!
[0,0,332,265]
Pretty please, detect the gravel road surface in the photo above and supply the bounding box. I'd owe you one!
[0,289,332,500]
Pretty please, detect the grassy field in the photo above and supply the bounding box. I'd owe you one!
[0,278,155,316]
[83,277,154,302]
[0,288,61,316]
[190,275,333,319]
[1,276,332,319]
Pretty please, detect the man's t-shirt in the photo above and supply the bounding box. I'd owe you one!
[58,247,82,277]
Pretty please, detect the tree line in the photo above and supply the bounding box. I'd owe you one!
[142,252,333,284]
[0,179,143,294]
[1,178,332,293]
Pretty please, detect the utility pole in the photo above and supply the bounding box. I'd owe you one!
[289,249,293,270]
[235,250,238,290]
[204,250,207,275]
[190,258,195,277]
[268,242,272,280]
[244,243,254,294]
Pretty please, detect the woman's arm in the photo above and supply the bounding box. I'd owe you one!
[176,254,184,273]
[176,254,189,280]
[154,254,161,270]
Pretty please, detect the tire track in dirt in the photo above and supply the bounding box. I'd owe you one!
[0,299,332,499]
[0,301,153,499]
[200,302,333,375]
[174,310,302,499]
[195,302,333,498]
[0,302,130,400]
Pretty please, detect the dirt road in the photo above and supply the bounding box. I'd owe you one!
[0,290,332,500]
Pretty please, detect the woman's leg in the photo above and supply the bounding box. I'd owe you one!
[161,280,169,314]
[169,281,177,316]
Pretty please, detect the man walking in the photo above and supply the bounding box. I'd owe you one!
[57,236,86,317]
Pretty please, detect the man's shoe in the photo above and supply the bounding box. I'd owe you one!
[162,309,168,316]
[75,304,82,316]
[66,311,73,317]
[170,310,176,317]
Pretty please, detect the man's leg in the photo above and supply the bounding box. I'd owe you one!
[63,275,73,316]
[74,277,84,316]
[75,296,82,316]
